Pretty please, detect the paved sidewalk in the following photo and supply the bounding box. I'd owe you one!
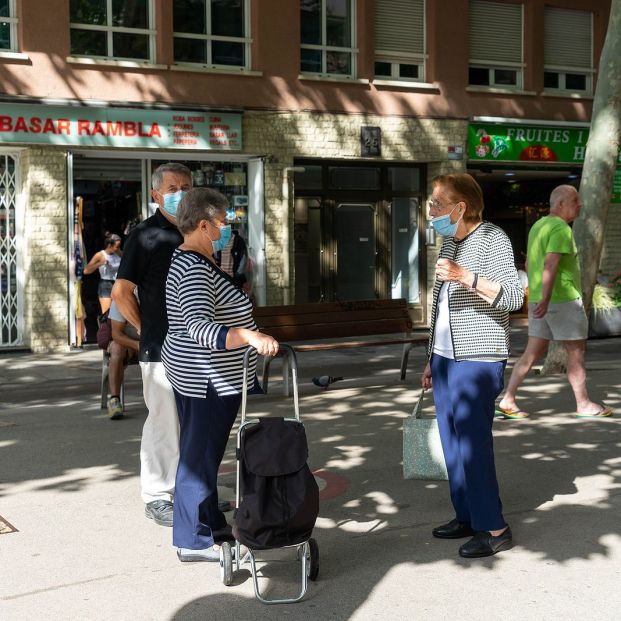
[1,325,620,620]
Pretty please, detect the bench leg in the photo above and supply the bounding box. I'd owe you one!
[120,383,125,408]
[400,343,413,381]
[101,355,109,409]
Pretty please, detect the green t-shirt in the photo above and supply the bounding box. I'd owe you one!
[527,215,582,304]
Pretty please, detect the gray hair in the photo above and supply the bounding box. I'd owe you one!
[549,184,577,211]
[151,162,192,191]
[176,188,229,235]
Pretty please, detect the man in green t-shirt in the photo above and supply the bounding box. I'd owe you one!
[497,185,612,419]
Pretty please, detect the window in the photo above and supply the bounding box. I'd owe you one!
[300,0,355,77]
[70,0,154,61]
[544,7,592,95]
[0,0,18,52]
[374,0,425,82]
[173,0,250,69]
[469,0,523,89]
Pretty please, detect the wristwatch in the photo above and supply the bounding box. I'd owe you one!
[469,273,478,291]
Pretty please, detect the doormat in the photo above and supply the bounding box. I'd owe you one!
[0,516,18,535]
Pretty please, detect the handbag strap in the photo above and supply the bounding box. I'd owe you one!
[411,389,425,419]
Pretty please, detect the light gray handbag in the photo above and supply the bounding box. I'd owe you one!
[403,389,448,480]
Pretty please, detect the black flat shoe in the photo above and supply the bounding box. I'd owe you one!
[432,519,475,539]
[459,527,513,558]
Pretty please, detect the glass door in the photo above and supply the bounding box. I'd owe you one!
[334,203,376,301]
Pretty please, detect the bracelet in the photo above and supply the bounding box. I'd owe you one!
[469,273,478,291]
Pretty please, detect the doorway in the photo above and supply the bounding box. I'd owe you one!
[72,157,143,343]
[293,160,426,320]
[334,203,376,300]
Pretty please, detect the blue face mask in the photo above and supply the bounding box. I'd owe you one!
[211,224,232,253]
[430,205,462,237]
[162,190,185,217]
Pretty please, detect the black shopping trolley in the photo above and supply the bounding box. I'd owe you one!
[219,345,320,604]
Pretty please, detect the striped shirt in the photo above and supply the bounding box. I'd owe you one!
[427,222,524,361]
[162,249,258,397]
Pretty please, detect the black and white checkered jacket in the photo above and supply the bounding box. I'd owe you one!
[427,222,525,361]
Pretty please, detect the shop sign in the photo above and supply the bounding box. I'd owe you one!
[0,103,242,150]
[468,122,621,164]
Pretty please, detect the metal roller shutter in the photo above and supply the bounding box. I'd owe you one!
[469,0,522,65]
[544,7,592,68]
[375,0,425,56]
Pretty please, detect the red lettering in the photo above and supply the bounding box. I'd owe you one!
[42,118,57,134]
[106,121,122,136]
[150,122,161,138]
[57,119,70,135]
[78,120,91,136]
[124,121,136,136]
[91,120,105,136]
[0,116,12,131]
[29,117,42,133]
[14,116,28,132]
[138,122,149,138]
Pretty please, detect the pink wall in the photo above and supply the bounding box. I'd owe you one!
[0,0,612,122]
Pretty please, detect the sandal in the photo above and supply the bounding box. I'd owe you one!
[495,406,530,420]
[575,405,613,419]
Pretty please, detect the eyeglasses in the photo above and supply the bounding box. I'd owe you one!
[427,199,456,212]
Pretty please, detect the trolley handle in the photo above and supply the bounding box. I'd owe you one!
[241,344,300,424]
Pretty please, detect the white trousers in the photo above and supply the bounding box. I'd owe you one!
[139,361,180,504]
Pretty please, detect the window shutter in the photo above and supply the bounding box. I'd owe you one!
[469,0,522,65]
[544,7,591,69]
[375,0,424,56]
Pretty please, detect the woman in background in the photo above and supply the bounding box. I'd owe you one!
[84,233,122,313]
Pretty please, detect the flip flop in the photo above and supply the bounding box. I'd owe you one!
[575,406,613,419]
[495,406,530,420]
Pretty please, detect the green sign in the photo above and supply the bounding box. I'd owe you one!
[468,122,621,165]
[0,103,242,150]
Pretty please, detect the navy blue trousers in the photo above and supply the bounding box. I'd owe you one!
[430,354,507,532]
[172,384,241,550]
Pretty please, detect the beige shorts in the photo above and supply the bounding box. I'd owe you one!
[528,298,588,341]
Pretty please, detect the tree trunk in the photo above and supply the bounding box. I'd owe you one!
[541,0,621,375]
[573,0,621,314]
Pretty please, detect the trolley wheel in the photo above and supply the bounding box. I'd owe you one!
[306,538,319,581]
[219,542,233,586]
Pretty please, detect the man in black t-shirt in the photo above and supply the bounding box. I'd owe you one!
[112,162,191,527]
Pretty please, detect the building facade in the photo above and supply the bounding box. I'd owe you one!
[0,0,616,351]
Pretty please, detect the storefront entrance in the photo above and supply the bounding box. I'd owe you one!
[68,153,265,347]
[293,160,426,322]
[468,165,581,265]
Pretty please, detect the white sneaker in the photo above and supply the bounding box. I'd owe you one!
[107,396,124,420]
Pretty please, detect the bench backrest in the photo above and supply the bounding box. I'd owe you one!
[253,299,413,342]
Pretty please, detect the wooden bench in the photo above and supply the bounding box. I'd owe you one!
[253,298,428,394]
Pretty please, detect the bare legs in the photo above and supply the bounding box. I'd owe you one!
[108,341,127,396]
[498,336,548,412]
[499,337,603,415]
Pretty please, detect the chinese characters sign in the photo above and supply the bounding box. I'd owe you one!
[0,104,242,150]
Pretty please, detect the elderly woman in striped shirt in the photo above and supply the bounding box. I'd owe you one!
[162,188,278,563]
[421,173,524,559]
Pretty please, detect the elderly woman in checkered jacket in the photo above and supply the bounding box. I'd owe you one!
[421,173,524,560]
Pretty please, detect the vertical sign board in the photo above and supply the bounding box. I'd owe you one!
[361,126,381,157]
[0,103,242,150]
